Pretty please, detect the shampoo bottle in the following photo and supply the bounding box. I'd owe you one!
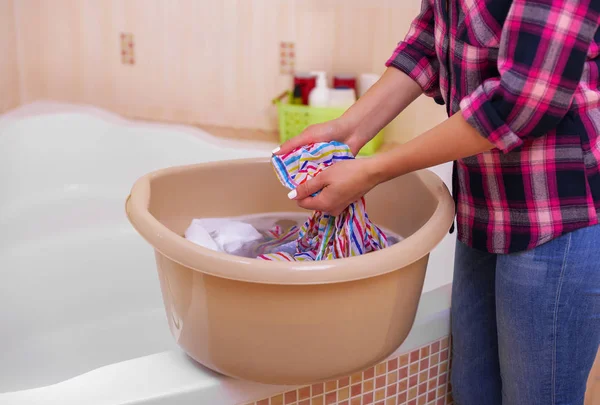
[308,71,330,107]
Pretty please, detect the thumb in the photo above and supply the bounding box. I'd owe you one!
[288,176,325,200]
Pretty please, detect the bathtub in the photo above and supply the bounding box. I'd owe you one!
[0,102,455,405]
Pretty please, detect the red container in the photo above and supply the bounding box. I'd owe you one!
[333,75,357,90]
[294,73,317,105]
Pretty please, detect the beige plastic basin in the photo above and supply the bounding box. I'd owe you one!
[126,158,454,385]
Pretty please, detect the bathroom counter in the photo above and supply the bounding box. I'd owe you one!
[197,124,280,144]
[197,124,405,153]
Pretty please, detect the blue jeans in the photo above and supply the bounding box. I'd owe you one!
[451,225,600,405]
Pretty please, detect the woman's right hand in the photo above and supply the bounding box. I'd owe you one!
[273,117,366,157]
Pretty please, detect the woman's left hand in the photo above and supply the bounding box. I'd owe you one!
[288,158,381,216]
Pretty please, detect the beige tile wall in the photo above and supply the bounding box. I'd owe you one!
[0,0,20,114]
[5,0,447,143]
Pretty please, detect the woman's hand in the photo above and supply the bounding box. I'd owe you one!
[273,69,424,157]
[288,158,381,216]
[274,118,366,157]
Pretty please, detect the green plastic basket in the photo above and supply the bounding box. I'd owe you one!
[273,92,384,156]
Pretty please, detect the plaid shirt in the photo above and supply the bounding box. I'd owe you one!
[387,0,600,253]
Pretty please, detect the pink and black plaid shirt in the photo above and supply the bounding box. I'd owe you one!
[387,0,600,253]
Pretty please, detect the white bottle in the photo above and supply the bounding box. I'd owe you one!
[308,71,330,107]
[328,88,356,108]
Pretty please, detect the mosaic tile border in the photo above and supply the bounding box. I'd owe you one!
[244,336,453,405]
[120,32,135,65]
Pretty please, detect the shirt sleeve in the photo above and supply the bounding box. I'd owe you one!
[386,0,442,101]
[460,0,600,153]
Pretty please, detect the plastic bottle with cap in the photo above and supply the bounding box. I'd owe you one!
[308,71,330,108]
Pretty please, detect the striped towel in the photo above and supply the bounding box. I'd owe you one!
[257,142,389,261]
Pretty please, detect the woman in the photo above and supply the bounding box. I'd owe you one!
[274,0,600,404]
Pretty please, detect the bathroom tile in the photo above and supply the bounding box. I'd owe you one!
[386,398,396,405]
[376,363,387,376]
[258,400,269,405]
[271,394,284,405]
[429,366,438,379]
[351,383,362,397]
[388,371,398,385]
[417,394,426,405]
[312,383,324,396]
[363,378,374,393]
[420,347,430,358]
[339,387,350,401]
[419,358,429,370]
[364,366,375,380]
[409,363,419,375]
[419,371,428,383]
[428,390,436,402]
[441,337,449,350]
[375,388,385,401]
[418,382,427,395]
[351,398,361,405]
[410,350,420,364]
[397,391,407,404]
[311,396,324,405]
[279,42,295,75]
[431,353,439,366]
[339,402,349,405]
[351,372,363,384]
[399,367,408,380]
[285,390,297,403]
[299,400,310,405]
[439,373,447,385]
[437,386,445,398]
[439,361,448,373]
[325,391,337,405]
[375,402,384,405]
[409,375,418,387]
[398,379,408,393]
[388,357,398,371]
[431,341,440,354]
[376,376,386,389]
[428,379,437,391]
[436,399,445,405]
[120,33,135,65]
[325,380,337,392]
[408,399,417,405]
[299,387,311,400]
[399,354,409,367]
[440,349,449,362]
[363,391,374,404]
[408,387,417,400]
[386,383,397,397]
[339,376,350,388]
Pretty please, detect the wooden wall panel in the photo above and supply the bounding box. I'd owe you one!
[9,0,446,141]
[0,0,20,114]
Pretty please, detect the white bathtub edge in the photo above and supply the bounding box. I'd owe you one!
[0,284,451,405]
[0,101,276,153]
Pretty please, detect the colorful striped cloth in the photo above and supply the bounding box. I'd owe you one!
[257,141,389,261]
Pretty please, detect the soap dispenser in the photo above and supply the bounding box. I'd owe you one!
[308,71,330,108]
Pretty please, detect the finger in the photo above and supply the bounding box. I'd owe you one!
[275,131,318,156]
[297,193,328,212]
[297,193,344,216]
[288,176,325,200]
[274,122,337,155]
